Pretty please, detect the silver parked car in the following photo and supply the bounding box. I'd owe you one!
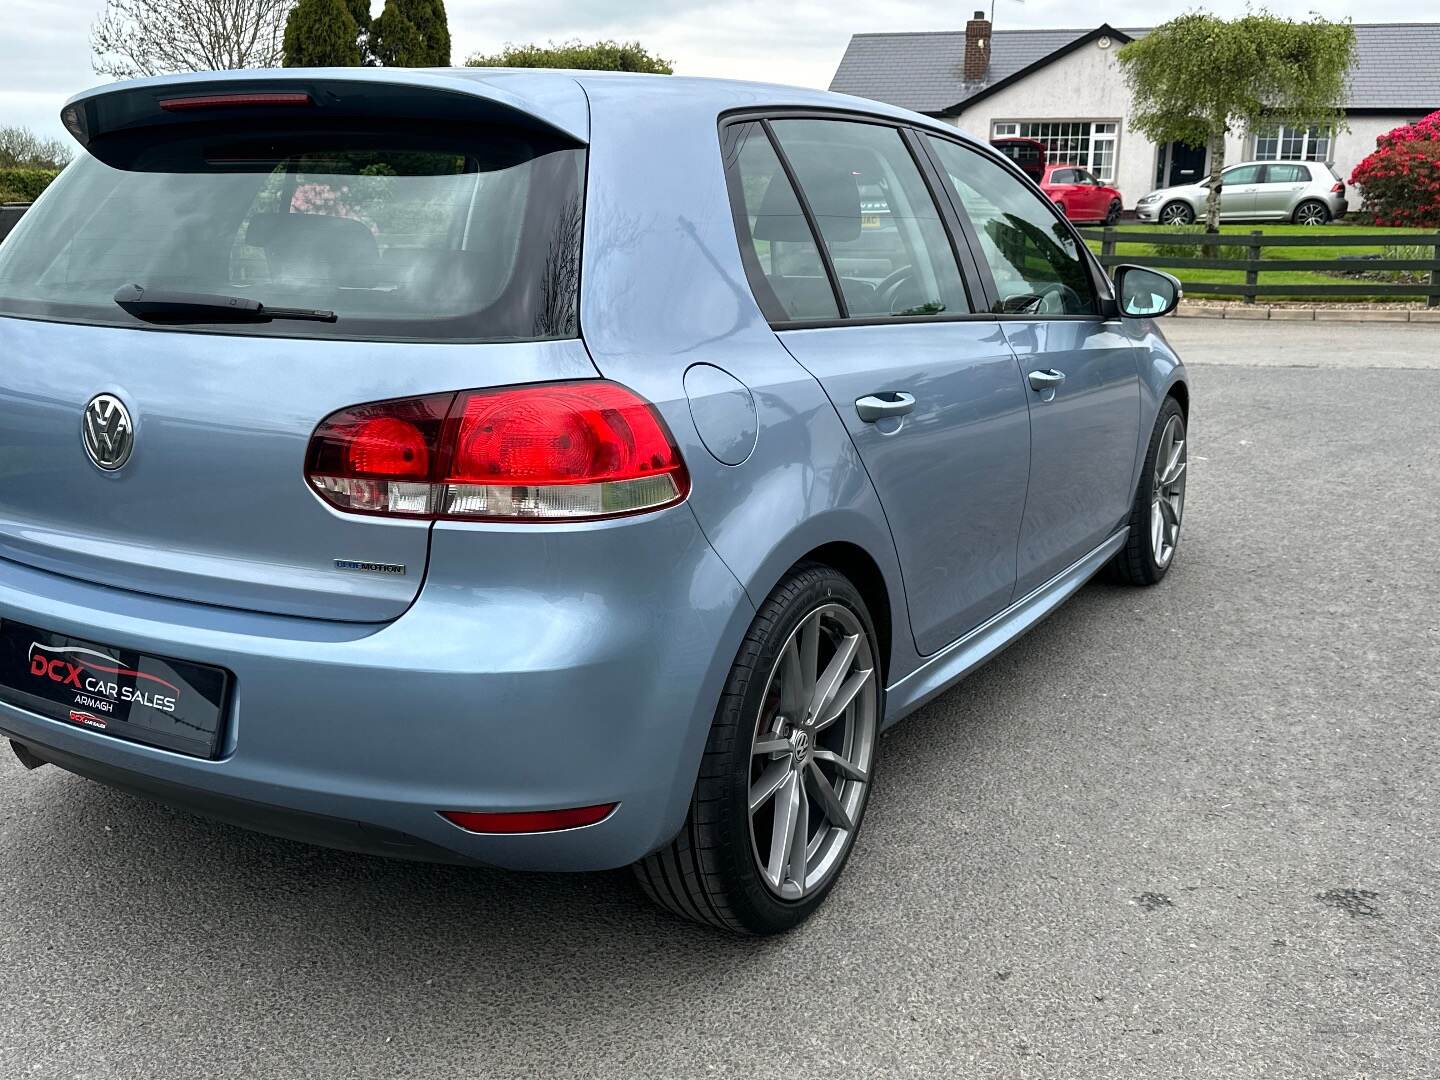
[1136,160,1348,225]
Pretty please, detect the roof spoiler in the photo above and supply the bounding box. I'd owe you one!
[62,73,587,167]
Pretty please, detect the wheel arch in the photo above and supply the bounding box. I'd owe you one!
[787,541,894,685]
[1166,376,1190,419]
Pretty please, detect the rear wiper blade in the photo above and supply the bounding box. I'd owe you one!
[113,283,336,323]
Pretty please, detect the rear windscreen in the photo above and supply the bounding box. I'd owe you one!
[0,127,585,342]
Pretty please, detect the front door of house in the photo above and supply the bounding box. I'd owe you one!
[1165,141,1207,187]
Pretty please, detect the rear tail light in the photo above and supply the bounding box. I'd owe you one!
[440,803,617,834]
[305,382,689,521]
[1331,182,1345,195]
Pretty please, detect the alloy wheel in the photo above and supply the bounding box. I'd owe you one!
[1295,201,1329,225]
[1160,202,1193,225]
[1150,414,1187,567]
[747,603,877,902]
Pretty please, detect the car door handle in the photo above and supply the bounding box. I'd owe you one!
[1027,369,1066,391]
[855,392,916,422]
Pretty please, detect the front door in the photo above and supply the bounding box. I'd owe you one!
[1164,141,1207,187]
[763,118,1032,655]
[1072,169,1108,219]
[924,135,1141,595]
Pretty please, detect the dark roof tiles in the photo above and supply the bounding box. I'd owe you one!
[829,22,1440,115]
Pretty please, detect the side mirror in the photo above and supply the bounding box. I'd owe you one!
[1113,265,1182,318]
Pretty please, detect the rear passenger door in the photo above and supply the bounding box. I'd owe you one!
[1253,162,1309,218]
[923,135,1140,596]
[723,118,1032,656]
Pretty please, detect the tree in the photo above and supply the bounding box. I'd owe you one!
[466,40,673,74]
[283,0,361,66]
[1118,12,1354,231]
[0,126,73,169]
[370,0,450,67]
[92,0,296,79]
[1349,111,1440,227]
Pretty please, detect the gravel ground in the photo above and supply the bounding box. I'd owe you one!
[2,319,1437,1079]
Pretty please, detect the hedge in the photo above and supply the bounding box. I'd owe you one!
[0,167,60,203]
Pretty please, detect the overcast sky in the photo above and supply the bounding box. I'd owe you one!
[0,0,1418,144]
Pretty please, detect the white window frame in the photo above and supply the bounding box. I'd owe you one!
[990,120,1121,183]
[1252,124,1333,163]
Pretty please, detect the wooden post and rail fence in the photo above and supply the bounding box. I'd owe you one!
[1080,228,1440,308]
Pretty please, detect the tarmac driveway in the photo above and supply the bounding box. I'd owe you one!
[1,317,1437,1079]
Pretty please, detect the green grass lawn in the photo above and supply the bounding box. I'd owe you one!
[1085,222,1440,302]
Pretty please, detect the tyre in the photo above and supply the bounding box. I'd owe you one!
[1293,199,1331,225]
[634,563,882,934]
[1109,396,1188,586]
[1159,200,1194,225]
[1105,199,1123,225]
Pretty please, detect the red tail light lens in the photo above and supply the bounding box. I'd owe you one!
[304,382,689,521]
[347,416,432,478]
[1331,182,1345,194]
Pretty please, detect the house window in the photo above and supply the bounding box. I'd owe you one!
[1253,125,1332,162]
[990,121,1120,182]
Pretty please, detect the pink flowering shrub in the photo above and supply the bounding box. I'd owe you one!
[1349,111,1440,227]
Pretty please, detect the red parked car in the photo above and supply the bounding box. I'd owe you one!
[991,137,1047,183]
[1040,164,1124,224]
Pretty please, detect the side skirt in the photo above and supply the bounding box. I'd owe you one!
[882,527,1129,727]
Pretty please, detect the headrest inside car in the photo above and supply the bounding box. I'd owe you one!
[752,171,818,243]
[783,145,863,244]
[245,212,380,288]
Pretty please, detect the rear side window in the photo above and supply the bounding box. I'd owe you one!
[0,128,585,342]
[1051,169,1076,184]
[769,119,970,319]
[1264,163,1309,183]
[725,122,839,322]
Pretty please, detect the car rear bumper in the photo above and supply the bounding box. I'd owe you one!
[0,506,752,871]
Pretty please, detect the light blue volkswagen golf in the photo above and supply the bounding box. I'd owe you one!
[0,69,1188,934]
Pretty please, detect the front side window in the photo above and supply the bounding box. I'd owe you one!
[927,137,1097,317]
[0,127,585,342]
[1222,164,1264,186]
[769,118,970,319]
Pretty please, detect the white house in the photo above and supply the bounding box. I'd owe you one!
[830,19,1440,207]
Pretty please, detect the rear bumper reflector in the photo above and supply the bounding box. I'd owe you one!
[440,803,618,835]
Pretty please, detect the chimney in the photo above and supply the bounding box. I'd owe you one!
[964,11,991,81]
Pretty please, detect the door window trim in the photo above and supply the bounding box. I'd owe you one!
[718,107,994,331]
